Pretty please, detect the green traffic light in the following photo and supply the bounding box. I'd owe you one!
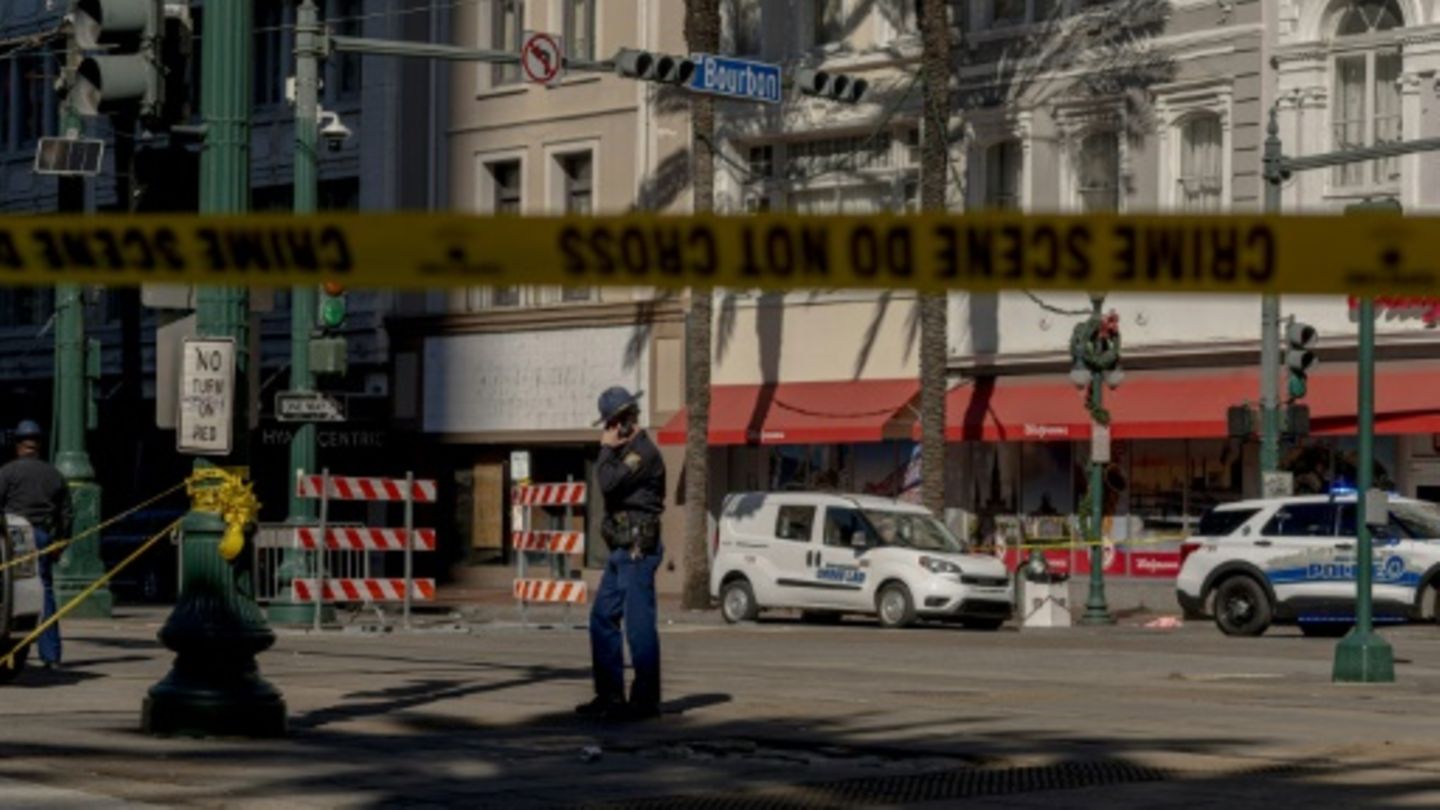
[319,295,346,329]
[1288,375,1307,400]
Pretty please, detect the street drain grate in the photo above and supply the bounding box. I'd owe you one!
[580,760,1174,809]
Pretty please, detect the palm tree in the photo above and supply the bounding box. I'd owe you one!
[682,0,720,610]
[918,0,951,517]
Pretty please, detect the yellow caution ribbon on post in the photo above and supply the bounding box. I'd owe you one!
[186,468,260,563]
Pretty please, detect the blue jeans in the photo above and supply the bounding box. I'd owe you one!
[33,529,61,665]
[589,544,662,708]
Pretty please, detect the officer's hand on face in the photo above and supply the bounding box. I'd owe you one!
[601,423,625,448]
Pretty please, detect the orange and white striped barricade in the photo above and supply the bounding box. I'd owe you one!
[295,469,437,630]
[512,477,588,625]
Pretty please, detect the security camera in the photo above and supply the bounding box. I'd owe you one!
[318,111,352,152]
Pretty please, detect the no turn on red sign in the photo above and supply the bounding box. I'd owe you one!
[521,31,564,85]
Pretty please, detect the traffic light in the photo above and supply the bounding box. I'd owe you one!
[69,0,166,120]
[796,68,869,104]
[311,282,348,377]
[1284,320,1318,400]
[615,49,697,85]
[317,281,347,331]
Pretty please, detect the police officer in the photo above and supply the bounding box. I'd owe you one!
[576,387,666,722]
[0,421,71,669]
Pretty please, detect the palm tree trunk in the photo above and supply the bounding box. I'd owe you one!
[919,0,951,516]
[682,0,719,610]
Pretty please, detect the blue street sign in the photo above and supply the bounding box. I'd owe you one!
[690,54,783,104]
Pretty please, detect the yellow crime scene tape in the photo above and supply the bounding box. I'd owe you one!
[0,211,1434,295]
[991,534,1190,554]
[0,516,184,671]
[0,479,189,575]
[0,468,257,670]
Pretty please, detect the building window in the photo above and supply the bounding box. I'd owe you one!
[560,152,593,215]
[990,0,1060,26]
[0,61,11,150]
[785,134,893,178]
[564,0,596,62]
[489,159,522,214]
[0,289,55,328]
[983,139,1022,210]
[1177,113,1223,211]
[1331,1,1403,189]
[17,54,49,144]
[747,144,774,181]
[727,0,763,56]
[814,0,845,47]
[1076,131,1119,212]
[329,0,364,100]
[559,153,593,301]
[993,0,1026,24]
[492,0,524,86]
[487,159,522,306]
[253,0,287,106]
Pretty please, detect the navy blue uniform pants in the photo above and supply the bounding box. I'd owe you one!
[34,529,61,665]
[589,545,661,708]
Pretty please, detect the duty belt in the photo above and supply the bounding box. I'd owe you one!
[602,511,660,552]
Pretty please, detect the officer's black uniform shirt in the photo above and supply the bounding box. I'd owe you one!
[0,457,73,536]
[596,430,666,516]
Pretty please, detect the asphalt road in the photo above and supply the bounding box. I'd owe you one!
[3,608,1440,808]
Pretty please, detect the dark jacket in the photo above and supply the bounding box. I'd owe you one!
[597,430,666,517]
[0,457,73,536]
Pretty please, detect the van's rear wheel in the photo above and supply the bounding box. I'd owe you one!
[720,579,759,624]
[0,638,29,684]
[876,584,916,629]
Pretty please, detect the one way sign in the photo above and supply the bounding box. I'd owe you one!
[276,391,346,423]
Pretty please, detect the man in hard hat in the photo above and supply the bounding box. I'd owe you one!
[576,387,666,723]
[0,421,71,668]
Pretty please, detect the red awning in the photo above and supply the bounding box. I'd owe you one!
[658,379,918,446]
[929,362,1440,442]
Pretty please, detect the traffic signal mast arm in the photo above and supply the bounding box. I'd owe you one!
[327,37,867,104]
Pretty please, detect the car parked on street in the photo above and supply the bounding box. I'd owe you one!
[1176,493,1440,637]
[0,515,45,682]
[710,492,1014,629]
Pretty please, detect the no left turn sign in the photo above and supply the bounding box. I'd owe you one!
[521,31,564,85]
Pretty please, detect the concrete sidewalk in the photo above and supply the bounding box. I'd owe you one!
[2,607,1439,807]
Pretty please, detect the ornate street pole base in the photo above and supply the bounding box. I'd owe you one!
[1078,545,1114,626]
[1079,604,1115,626]
[142,511,287,738]
[54,475,113,619]
[266,599,329,627]
[266,519,335,627]
[1333,630,1395,684]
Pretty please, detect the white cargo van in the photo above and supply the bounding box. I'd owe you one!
[0,515,45,682]
[709,492,1014,629]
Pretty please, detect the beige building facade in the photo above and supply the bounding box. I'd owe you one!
[407,0,1440,595]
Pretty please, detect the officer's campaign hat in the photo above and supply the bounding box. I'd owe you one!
[595,387,643,426]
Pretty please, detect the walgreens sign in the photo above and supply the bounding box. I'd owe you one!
[1348,296,1440,327]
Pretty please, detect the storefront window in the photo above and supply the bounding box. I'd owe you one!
[1021,442,1073,516]
[1283,437,1398,494]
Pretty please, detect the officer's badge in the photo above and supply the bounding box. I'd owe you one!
[624,453,643,471]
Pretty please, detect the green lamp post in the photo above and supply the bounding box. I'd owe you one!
[1073,295,1120,626]
[142,0,286,737]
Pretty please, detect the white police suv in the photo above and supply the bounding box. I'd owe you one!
[710,492,1014,629]
[0,515,45,682]
[1176,493,1440,637]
